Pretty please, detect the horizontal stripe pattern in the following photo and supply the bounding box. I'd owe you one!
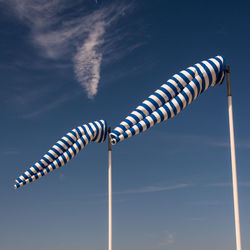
[110,55,225,145]
[14,120,107,189]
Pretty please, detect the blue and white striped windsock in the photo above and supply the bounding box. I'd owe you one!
[110,55,225,145]
[14,120,107,189]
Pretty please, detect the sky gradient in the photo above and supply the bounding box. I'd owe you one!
[1,0,250,249]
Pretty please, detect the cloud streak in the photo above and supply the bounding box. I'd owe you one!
[189,200,224,206]
[207,182,250,187]
[4,0,132,98]
[153,130,250,151]
[158,231,175,247]
[73,21,105,98]
[114,183,192,195]
[20,91,80,118]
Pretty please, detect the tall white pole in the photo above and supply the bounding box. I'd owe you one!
[226,66,242,250]
[108,128,112,250]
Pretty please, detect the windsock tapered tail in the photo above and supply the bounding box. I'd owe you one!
[14,120,107,189]
[110,55,225,145]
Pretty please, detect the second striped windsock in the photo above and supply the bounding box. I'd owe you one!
[14,120,107,188]
[110,55,225,145]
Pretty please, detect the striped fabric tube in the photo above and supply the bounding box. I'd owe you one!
[110,55,225,145]
[14,120,107,189]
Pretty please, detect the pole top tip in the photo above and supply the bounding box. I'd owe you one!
[225,65,230,73]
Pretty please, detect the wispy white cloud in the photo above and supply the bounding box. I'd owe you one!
[1,79,79,119]
[190,134,250,150]
[3,0,135,99]
[58,173,65,181]
[207,182,232,187]
[20,91,79,118]
[73,21,105,98]
[189,200,224,206]
[153,130,250,150]
[114,183,192,195]
[189,217,206,222]
[2,150,20,156]
[207,182,250,187]
[158,231,175,247]
[239,182,250,187]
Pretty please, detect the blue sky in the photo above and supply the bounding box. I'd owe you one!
[1,0,250,249]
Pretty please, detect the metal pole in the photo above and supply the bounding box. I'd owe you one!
[226,66,242,250]
[108,127,112,250]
